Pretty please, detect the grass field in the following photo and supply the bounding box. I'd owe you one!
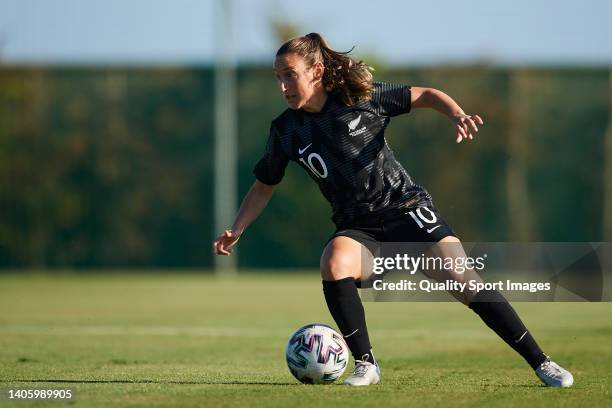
[1,272,611,407]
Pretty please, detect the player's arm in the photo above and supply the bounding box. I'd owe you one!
[410,86,484,143]
[213,180,276,256]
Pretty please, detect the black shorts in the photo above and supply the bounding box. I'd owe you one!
[326,202,457,287]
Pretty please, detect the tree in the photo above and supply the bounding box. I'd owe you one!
[603,70,612,241]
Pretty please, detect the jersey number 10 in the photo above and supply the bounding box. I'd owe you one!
[299,152,328,179]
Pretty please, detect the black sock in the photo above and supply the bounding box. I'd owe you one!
[469,290,547,370]
[322,278,376,365]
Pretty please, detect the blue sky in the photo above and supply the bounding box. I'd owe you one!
[1,0,611,65]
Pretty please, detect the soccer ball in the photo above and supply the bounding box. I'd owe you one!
[285,323,349,384]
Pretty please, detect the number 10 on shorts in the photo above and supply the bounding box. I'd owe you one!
[407,207,438,229]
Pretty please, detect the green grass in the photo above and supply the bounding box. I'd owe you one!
[0,272,611,407]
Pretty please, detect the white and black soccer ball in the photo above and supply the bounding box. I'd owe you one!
[285,323,349,384]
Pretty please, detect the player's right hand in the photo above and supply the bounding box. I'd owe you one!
[213,229,242,256]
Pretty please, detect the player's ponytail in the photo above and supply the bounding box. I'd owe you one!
[276,33,374,105]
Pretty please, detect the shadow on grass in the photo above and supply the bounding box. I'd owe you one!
[13,379,546,388]
[15,379,297,386]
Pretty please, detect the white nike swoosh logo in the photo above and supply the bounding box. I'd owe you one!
[348,114,361,130]
[515,331,528,343]
[426,225,441,233]
[344,329,359,338]
[298,143,312,154]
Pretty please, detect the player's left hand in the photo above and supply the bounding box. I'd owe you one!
[451,113,483,143]
[213,229,242,256]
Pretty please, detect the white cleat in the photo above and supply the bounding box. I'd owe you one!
[343,359,381,387]
[535,357,574,388]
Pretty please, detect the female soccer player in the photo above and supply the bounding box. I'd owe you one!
[213,33,573,388]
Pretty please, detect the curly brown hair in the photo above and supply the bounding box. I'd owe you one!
[276,33,374,106]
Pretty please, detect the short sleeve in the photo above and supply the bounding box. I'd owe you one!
[372,82,411,117]
[253,123,289,185]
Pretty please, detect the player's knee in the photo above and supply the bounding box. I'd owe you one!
[320,254,359,281]
[438,235,460,243]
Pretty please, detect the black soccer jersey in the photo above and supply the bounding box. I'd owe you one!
[253,82,432,228]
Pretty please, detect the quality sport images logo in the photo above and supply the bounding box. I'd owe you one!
[360,242,612,302]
